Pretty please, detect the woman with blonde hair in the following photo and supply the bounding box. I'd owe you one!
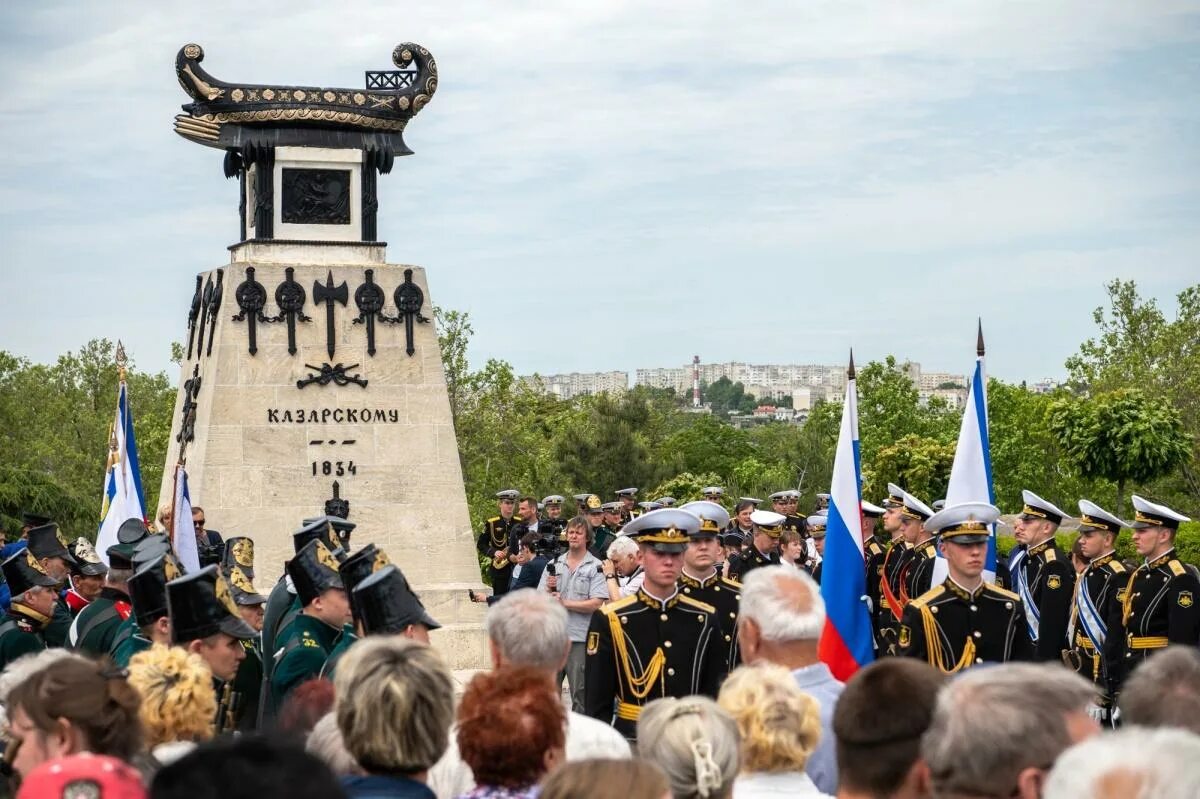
[127,644,217,765]
[636,697,740,799]
[717,663,830,797]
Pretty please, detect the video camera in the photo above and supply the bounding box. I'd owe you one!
[532,531,565,562]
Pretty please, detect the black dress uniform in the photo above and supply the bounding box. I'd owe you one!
[0,549,59,669]
[905,539,939,600]
[678,569,742,673]
[1007,491,1075,662]
[584,510,726,741]
[1113,549,1200,684]
[863,534,887,629]
[477,498,519,597]
[223,541,267,733]
[898,502,1032,673]
[876,541,912,652]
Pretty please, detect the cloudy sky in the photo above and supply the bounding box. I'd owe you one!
[1,1,1197,385]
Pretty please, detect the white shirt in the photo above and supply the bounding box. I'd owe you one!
[427,711,630,799]
[734,771,831,798]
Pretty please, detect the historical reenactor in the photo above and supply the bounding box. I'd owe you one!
[301,515,355,555]
[615,487,640,523]
[69,543,135,656]
[541,495,568,538]
[0,550,59,668]
[1008,490,1075,661]
[807,515,828,583]
[1061,500,1128,721]
[166,565,257,735]
[477,489,520,597]
[1111,495,1199,691]
[726,510,785,581]
[678,501,743,673]
[25,523,78,647]
[269,539,352,709]
[221,537,267,732]
[335,564,440,674]
[861,500,888,632]
[63,537,107,616]
[112,552,180,667]
[702,486,726,505]
[876,484,932,653]
[320,543,391,679]
[584,509,727,741]
[899,502,1031,672]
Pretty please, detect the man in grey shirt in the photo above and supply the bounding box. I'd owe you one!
[537,515,608,711]
[736,565,845,795]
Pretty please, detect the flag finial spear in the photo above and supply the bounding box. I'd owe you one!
[976,319,985,357]
[848,348,856,380]
[115,340,128,381]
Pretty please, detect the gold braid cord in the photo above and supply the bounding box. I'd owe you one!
[607,611,665,700]
[1121,568,1142,626]
[917,603,976,675]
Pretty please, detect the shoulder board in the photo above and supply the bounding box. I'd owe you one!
[487,516,500,523]
[1109,560,1126,574]
[678,595,717,614]
[602,595,640,614]
[719,576,743,590]
[1044,549,1057,562]
[910,585,946,609]
[1169,559,1186,577]
[986,584,1021,601]
[868,541,884,555]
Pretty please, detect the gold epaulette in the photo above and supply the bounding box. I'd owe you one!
[1109,560,1126,573]
[602,595,640,615]
[719,576,743,591]
[487,516,500,523]
[867,541,884,556]
[986,584,1021,601]
[678,595,717,614]
[1044,549,1057,562]
[1169,560,1186,577]
[910,584,946,609]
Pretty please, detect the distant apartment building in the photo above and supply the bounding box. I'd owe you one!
[521,371,629,399]
[1028,379,1060,394]
[918,371,966,391]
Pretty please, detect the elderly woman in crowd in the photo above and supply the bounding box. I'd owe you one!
[3,656,144,780]
[127,644,216,766]
[540,759,670,799]
[454,666,566,799]
[333,635,455,798]
[718,663,830,797]
[308,711,363,778]
[637,697,740,799]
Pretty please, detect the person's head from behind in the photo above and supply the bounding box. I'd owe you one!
[486,589,570,674]
[4,656,143,779]
[1043,726,1200,799]
[540,759,670,799]
[150,735,348,799]
[278,678,337,739]
[718,663,820,776]
[127,644,216,749]
[833,658,945,799]
[456,666,566,790]
[306,712,362,778]
[1119,646,1200,734]
[922,663,1098,799]
[637,697,740,799]
[333,635,453,777]
[736,566,824,667]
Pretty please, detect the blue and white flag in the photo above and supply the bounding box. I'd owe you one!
[933,332,998,584]
[95,380,147,564]
[172,465,201,573]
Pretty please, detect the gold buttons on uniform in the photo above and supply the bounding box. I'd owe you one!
[620,617,628,624]
[931,607,938,614]
[969,605,977,612]
[664,641,672,648]
[715,586,721,592]
[725,634,731,641]
[976,657,983,664]
[660,614,669,621]
[729,612,735,619]
[973,631,982,638]
[667,668,675,676]
[1005,602,1013,609]
[697,615,704,622]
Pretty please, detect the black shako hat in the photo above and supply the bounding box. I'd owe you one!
[106,543,137,572]
[353,564,440,635]
[132,535,173,568]
[20,511,52,529]
[287,539,344,606]
[224,564,267,606]
[300,515,355,551]
[166,564,256,643]
[338,544,391,625]
[117,517,149,545]
[69,538,108,577]
[128,553,183,627]
[222,537,256,580]
[26,524,77,566]
[292,519,347,560]
[2,549,58,597]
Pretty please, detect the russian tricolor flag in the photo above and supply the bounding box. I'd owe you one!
[818,352,874,680]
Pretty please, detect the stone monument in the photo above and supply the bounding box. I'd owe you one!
[161,43,486,669]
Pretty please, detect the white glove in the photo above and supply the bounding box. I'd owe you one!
[1085,702,1105,722]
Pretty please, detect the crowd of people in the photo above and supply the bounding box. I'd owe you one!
[0,478,1196,797]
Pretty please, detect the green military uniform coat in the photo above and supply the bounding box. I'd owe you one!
[71,587,133,657]
[270,613,340,707]
[0,608,48,670]
[42,595,73,648]
[318,624,358,680]
[110,616,151,668]
[227,638,264,732]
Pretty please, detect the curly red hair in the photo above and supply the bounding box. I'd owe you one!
[456,666,566,789]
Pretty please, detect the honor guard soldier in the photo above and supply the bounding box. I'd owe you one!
[166,565,257,735]
[321,543,391,679]
[222,537,267,732]
[301,515,355,555]
[726,510,785,581]
[807,516,827,583]
[1062,500,1128,721]
[0,550,59,668]
[1008,490,1075,661]
[477,490,520,597]
[899,502,1031,673]
[678,501,743,673]
[63,538,107,617]
[615,488,640,523]
[876,485,933,653]
[70,543,135,656]
[269,539,353,709]
[354,565,441,641]
[1111,495,1199,691]
[654,497,677,508]
[815,493,832,513]
[112,552,181,667]
[25,523,78,648]
[584,509,727,741]
[771,491,808,540]
[541,495,568,538]
[902,491,939,603]
[860,501,888,630]
[702,486,726,505]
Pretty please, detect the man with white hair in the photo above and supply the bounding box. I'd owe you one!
[427,589,629,799]
[924,663,1099,799]
[1044,726,1200,799]
[1119,645,1200,733]
[736,565,842,795]
[600,534,643,600]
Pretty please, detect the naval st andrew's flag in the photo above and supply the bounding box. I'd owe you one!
[95,379,147,565]
[818,354,874,680]
[171,465,201,573]
[933,324,998,585]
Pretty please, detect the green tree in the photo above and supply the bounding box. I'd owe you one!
[864,434,956,502]
[662,414,752,478]
[646,471,726,505]
[434,307,472,426]
[1049,389,1191,517]
[555,392,670,498]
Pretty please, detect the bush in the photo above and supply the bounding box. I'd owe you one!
[995,521,1200,565]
